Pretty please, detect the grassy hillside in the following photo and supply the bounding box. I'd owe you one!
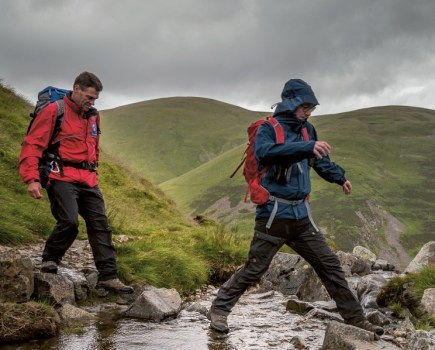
[0,83,248,293]
[160,106,435,258]
[100,97,266,183]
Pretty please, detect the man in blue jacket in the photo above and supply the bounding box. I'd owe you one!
[208,79,384,337]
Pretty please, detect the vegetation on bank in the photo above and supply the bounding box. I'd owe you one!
[0,82,247,294]
[0,302,59,342]
[377,266,435,329]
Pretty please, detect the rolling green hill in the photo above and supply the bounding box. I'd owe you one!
[159,105,435,260]
[99,95,435,262]
[100,97,266,184]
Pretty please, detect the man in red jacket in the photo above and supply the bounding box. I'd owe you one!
[19,72,133,294]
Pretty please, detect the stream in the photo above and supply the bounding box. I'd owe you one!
[0,290,328,350]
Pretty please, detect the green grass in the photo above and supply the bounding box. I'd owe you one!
[100,97,266,184]
[377,266,435,328]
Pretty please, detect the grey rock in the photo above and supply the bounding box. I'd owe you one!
[0,249,34,303]
[405,330,435,350]
[260,252,330,301]
[421,288,435,316]
[34,272,76,306]
[125,286,182,321]
[404,241,435,273]
[58,267,89,301]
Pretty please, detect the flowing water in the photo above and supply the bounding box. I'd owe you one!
[0,291,328,350]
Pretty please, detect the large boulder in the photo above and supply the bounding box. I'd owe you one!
[260,252,330,301]
[0,248,34,303]
[404,241,435,273]
[33,272,76,306]
[125,286,182,321]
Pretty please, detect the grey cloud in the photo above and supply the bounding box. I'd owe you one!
[1,0,435,113]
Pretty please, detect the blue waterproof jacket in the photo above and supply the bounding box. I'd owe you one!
[254,114,347,221]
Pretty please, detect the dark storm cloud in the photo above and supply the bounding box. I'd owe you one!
[1,0,434,113]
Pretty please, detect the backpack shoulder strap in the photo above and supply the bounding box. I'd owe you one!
[266,116,285,143]
[47,99,65,146]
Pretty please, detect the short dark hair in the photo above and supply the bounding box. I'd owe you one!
[74,72,103,92]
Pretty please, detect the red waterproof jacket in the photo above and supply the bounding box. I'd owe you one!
[19,94,100,187]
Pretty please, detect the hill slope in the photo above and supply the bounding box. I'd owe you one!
[160,105,435,260]
[100,97,266,183]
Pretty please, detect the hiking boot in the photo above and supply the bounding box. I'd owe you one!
[207,308,229,333]
[96,278,134,294]
[41,261,58,274]
[347,319,384,337]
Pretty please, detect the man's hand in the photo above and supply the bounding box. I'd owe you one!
[342,180,352,195]
[28,181,42,199]
[313,141,332,159]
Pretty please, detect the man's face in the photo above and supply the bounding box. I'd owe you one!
[294,103,316,122]
[72,85,99,112]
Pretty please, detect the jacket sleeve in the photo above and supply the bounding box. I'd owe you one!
[312,156,347,185]
[254,122,316,167]
[311,123,346,185]
[19,104,57,183]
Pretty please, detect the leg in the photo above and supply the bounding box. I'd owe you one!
[211,224,286,316]
[43,181,80,264]
[286,220,364,322]
[77,186,118,281]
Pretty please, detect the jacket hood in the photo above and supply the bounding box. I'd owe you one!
[273,79,319,115]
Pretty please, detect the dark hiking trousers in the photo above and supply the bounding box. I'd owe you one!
[42,180,118,281]
[211,217,365,323]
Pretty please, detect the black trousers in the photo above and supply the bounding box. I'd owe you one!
[211,217,365,323]
[42,180,118,281]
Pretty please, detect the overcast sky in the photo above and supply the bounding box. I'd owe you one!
[1,0,435,114]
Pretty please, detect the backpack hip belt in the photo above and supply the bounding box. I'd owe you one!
[266,196,319,232]
[61,161,98,172]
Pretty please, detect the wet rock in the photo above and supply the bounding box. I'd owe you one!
[404,240,435,273]
[305,308,343,322]
[372,259,395,271]
[353,246,377,262]
[0,249,34,303]
[365,310,391,326]
[405,329,435,350]
[33,272,76,306]
[336,250,371,277]
[125,286,182,321]
[357,274,387,309]
[184,301,208,316]
[421,288,435,316]
[286,297,313,314]
[290,335,307,349]
[58,267,90,301]
[59,304,95,326]
[260,252,330,301]
[322,320,401,349]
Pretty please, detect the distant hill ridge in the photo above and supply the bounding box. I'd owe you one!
[101,96,266,184]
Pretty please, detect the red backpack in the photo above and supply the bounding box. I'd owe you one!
[230,116,284,205]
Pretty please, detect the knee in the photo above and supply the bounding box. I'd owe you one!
[57,218,79,231]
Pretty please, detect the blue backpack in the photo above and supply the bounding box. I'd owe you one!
[27,86,69,136]
[26,86,69,187]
